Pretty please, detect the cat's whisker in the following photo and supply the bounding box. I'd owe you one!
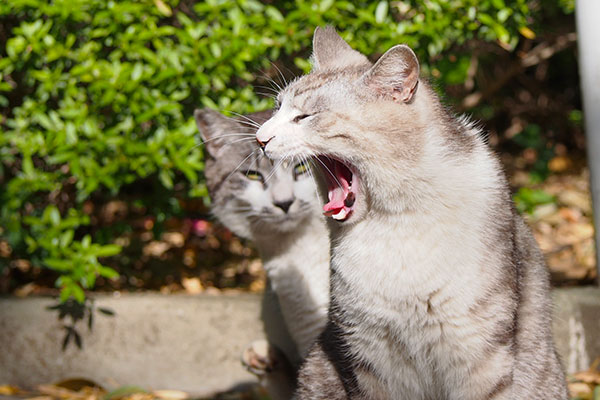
[263,149,294,184]
[279,63,296,83]
[213,137,258,153]
[255,91,278,100]
[193,132,256,150]
[223,148,262,183]
[228,111,263,129]
[303,155,322,204]
[217,113,261,130]
[228,208,254,213]
[271,62,289,88]
[201,133,256,144]
[266,75,283,93]
[314,156,344,191]
[261,72,284,94]
[230,120,261,131]
[263,155,288,184]
[254,85,280,95]
[256,69,283,92]
[225,137,259,146]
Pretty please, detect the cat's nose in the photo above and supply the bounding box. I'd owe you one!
[256,137,270,148]
[274,200,293,213]
[256,126,275,148]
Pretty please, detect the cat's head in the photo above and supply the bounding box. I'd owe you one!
[194,108,320,239]
[256,26,439,225]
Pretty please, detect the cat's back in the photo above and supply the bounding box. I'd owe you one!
[512,212,568,398]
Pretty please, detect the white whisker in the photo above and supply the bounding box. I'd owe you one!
[224,148,261,183]
[201,133,256,144]
[303,155,322,203]
[271,62,289,88]
[263,154,288,184]
[228,111,262,129]
[314,156,343,190]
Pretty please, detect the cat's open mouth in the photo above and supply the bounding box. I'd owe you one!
[317,156,357,222]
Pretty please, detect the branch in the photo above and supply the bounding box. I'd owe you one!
[460,32,578,110]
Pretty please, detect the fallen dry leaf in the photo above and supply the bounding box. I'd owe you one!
[143,241,171,257]
[569,381,593,397]
[558,190,592,215]
[37,384,84,399]
[162,232,185,248]
[0,384,21,395]
[181,277,203,294]
[573,370,600,385]
[548,156,571,172]
[152,389,189,399]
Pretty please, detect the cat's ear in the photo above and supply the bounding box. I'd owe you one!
[194,108,236,157]
[311,26,370,71]
[362,44,420,103]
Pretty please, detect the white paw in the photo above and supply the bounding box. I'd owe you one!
[241,340,284,376]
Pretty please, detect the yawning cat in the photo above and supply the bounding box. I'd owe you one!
[194,109,330,398]
[255,27,568,399]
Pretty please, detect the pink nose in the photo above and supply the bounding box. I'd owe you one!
[256,120,276,147]
[256,137,270,148]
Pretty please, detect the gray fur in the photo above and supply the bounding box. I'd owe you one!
[194,108,330,399]
[255,27,568,399]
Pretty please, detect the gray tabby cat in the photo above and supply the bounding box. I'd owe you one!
[255,27,568,399]
[194,109,330,399]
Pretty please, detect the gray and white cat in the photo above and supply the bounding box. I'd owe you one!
[194,109,330,398]
[256,27,568,399]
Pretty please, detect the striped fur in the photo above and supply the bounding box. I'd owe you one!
[255,27,568,399]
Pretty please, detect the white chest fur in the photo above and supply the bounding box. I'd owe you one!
[256,216,331,357]
[331,208,513,399]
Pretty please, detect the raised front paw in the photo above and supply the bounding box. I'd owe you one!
[241,339,285,376]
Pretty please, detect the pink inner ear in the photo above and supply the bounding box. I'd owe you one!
[392,74,418,103]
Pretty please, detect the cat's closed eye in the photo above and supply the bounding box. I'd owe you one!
[293,114,311,123]
[244,170,264,183]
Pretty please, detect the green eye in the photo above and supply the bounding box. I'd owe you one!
[244,170,263,182]
[294,162,309,177]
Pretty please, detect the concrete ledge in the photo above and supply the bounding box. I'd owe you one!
[0,293,268,397]
[553,287,600,374]
[1,288,599,395]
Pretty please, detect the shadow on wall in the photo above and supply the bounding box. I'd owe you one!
[46,299,115,350]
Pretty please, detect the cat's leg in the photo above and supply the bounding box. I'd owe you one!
[242,340,296,400]
[294,342,348,400]
[265,251,330,357]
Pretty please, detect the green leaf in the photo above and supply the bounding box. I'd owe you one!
[265,7,284,23]
[44,258,73,271]
[95,244,122,257]
[99,266,119,280]
[6,36,27,59]
[319,0,334,12]
[513,188,556,214]
[154,0,172,16]
[71,284,86,304]
[60,230,74,247]
[59,286,73,303]
[209,42,221,58]
[159,169,174,189]
[49,207,61,226]
[81,235,91,249]
[104,386,148,400]
[375,1,388,24]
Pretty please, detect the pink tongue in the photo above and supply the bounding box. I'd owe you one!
[323,168,350,213]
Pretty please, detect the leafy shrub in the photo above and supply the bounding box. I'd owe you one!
[0,0,573,301]
[514,187,556,214]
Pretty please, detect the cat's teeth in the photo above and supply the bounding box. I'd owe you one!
[332,208,347,220]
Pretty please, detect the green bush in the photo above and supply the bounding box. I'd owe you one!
[0,0,572,301]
